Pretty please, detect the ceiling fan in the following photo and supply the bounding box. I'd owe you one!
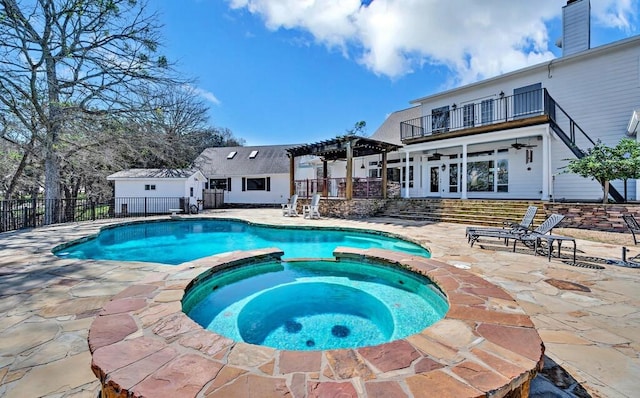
[511,139,537,150]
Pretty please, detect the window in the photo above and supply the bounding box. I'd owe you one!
[481,99,494,124]
[144,184,156,191]
[431,105,450,133]
[468,161,494,192]
[242,177,271,191]
[497,159,509,192]
[249,150,258,159]
[513,83,542,118]
[467,159,509,193]
[190,187,194,197]
[227,151,237,159]
[449,164,459,193]
[463,104,475,127]
[209,178,228,190]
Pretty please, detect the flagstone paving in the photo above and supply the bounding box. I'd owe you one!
[0,208,639,397]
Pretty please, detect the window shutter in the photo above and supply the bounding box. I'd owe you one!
[242,177,246,191]
[266,177,271,191]
[227,178,232,191]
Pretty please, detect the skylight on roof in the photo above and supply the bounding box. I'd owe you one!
[227,151,237,159]
[249,150,259,159]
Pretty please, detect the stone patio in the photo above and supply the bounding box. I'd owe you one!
[0,209,639,397]
[88,248,543,397]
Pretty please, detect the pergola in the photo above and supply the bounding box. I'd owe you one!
[286,136,401,200]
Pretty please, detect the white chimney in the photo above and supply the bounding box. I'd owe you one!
[562,0,591,56]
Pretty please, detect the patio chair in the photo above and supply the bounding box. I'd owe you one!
[303,193,321,219]
[622,214,640,245]
[465,205,538,241]
[282,194,298,217]
[468,213,567,259]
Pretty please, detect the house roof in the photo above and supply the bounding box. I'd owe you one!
[370,106,421,146]
[193,144,297,177]
[107,168,202,180]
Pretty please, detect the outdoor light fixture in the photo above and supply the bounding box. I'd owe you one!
[360,158,366,169]
[441,164,446,171]
[499,91,505,98]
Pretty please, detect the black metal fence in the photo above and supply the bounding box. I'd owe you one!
[0,197,190,233]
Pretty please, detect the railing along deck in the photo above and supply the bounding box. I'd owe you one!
[295,177,399,199]
[401,89,548,142]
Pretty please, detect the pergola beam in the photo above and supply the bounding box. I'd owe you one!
[286,135,401,200]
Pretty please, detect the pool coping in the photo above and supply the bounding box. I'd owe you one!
[88,247,544,398]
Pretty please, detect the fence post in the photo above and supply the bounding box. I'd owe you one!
[144,197,148,217]
[31,198,37,227]
[91,201,96,220]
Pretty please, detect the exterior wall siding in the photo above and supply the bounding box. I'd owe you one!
[411,38,640,201]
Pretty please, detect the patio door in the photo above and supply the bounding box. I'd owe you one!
[429,166,440,195]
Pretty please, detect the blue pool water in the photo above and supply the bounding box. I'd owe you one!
[54,219,430,264]
[182,259,448,350]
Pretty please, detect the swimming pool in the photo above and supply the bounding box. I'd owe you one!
[182,258,448,350]
[54,219,430,264]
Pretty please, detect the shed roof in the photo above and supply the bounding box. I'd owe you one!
[107,168,201,180]
[193,144,297,177]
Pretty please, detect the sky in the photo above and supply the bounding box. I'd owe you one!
[153,0,639,146]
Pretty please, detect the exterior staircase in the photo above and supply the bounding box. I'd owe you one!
[377,199,546,228]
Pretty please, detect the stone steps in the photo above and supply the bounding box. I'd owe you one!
[378,199,546,227]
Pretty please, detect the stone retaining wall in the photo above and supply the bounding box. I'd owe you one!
[544,203,640,233]
[298,198,389,219]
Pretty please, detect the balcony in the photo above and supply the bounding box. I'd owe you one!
[400,89,554,143]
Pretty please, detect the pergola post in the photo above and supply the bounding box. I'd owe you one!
[285,137,400,202]
[345,141,353,200]
[289,155,295,196]
[322,160,328,197]
[381,151,388,199]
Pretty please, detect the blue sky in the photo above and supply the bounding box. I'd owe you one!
[154,0,638,146]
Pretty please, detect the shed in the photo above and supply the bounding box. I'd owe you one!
[107,169,205,214]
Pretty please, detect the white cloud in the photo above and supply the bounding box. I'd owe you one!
[227,0,637,84]
[591,0,639,31]
[189,86,222,106]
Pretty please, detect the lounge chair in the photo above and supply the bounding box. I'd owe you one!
[303,194,321,219]
[465,205,537,240]
[468,213,575,263]
[622,214,640,245]
[282,194,298,217]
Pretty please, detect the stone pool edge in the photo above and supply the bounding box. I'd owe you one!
[88,248,544,398]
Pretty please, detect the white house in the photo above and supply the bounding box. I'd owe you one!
[193,145,314,205]
[107,169,205,214]
[367,0,639,202]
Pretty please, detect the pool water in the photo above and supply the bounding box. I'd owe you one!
[182,259,448,351]
[55,219,430,264]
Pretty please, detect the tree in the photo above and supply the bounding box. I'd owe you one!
[345,120,367,136]
[612,138,640,200]
[565,138,640,203]
[0,0,182,222]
